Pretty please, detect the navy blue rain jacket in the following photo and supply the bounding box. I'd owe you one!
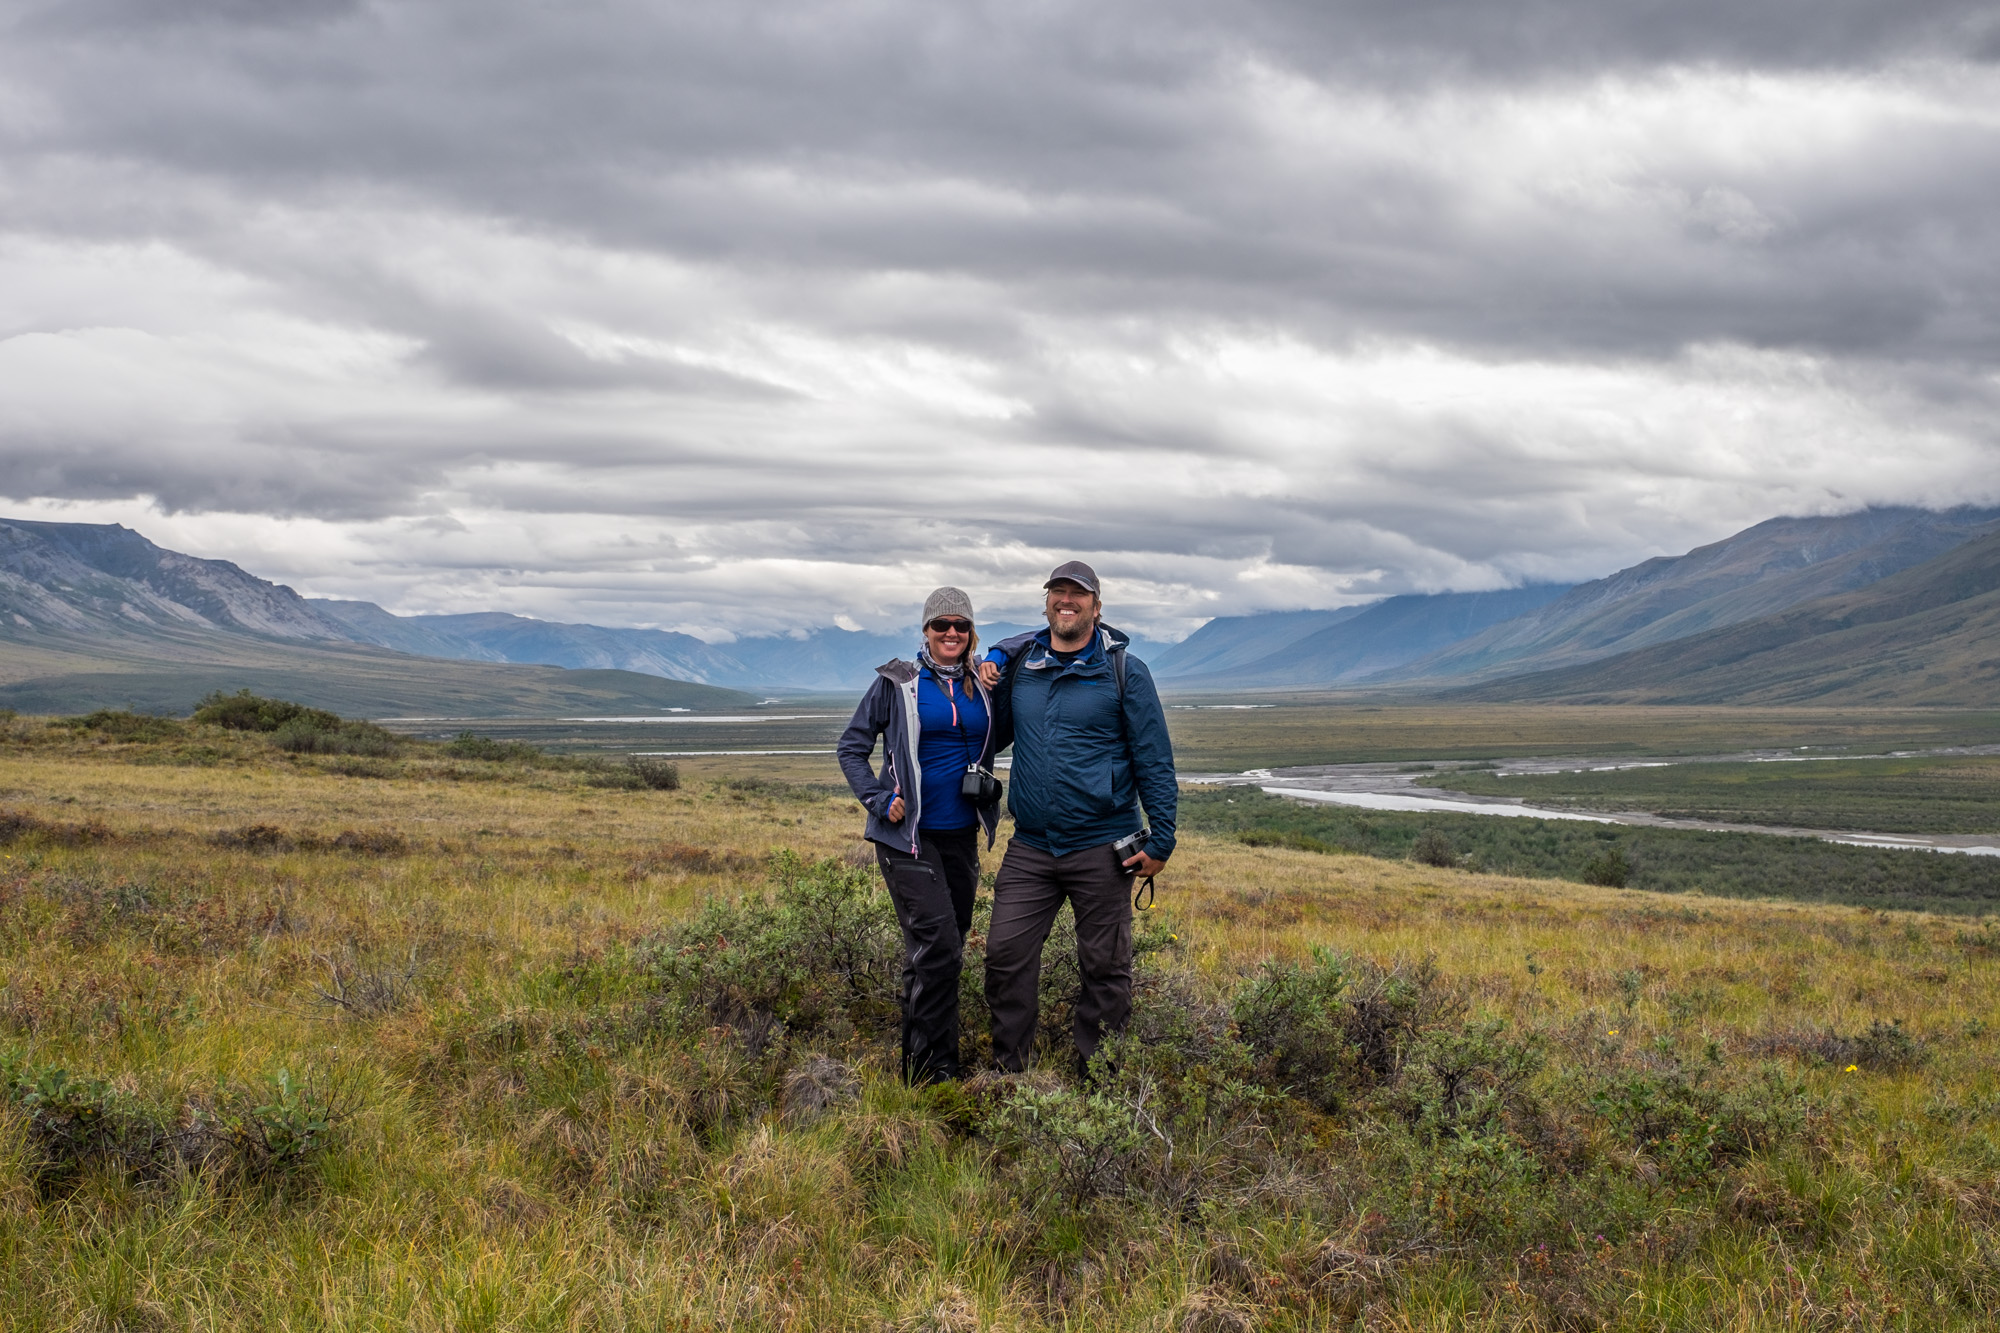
[838,657,1001,854]
[987,623,1177,862]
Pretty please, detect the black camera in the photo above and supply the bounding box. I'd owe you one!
[1112,827,1151,875]
[960,763,1002,807]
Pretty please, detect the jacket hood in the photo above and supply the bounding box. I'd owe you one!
[874,657,920,685]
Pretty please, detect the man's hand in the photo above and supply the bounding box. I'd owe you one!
[977,660,1000,688]
[1123,850,1167,877]
[886,795,906,823]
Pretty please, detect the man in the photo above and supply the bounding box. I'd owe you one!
[979,560,1176,1074]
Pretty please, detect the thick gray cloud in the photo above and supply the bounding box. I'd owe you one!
[1,0,1998,637]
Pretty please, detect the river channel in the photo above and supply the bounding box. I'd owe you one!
[1184,745,2000,857]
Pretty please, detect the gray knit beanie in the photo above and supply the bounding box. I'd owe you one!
[922,586,974,625]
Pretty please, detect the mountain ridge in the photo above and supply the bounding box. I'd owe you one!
[1380,506,2000,685]
[5,507,1999,707]
[1451,527,2000,706]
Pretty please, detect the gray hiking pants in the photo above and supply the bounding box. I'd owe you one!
[983,838,1133,1072]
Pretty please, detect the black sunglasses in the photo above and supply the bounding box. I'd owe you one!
[926,618,973,634]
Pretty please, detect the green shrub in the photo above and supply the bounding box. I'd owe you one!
[193,690,398,756]
[627,757,682,790]
[271,718,399,757]
[0,1052,336,1188]
[1779,1017,1930,1072]
[985,1079,1143,1210]
[580,760,647,789]
[56,710,186,743]
[194,689,341,733]
[1587,1057,1806,1184]
[1580,845,1631,887]
[635,852,901,1049]
[1233,947,1359,1111]
[1378,1018,1544,1141]
[1410,828,1457,868]
[445,731,544,763]
[1850,1018,1926,1070]
[1233,950,1463,1113]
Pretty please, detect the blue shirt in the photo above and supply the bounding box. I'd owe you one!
[915,670,988,830]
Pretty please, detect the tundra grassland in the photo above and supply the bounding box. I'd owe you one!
[4,713,2000,1330]
[372,702,2000,777]
[1179,789,2000,915]
[1156,701,2000,771]
[1434,756,2000,836]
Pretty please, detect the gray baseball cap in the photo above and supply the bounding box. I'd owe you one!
[1042,560,1101,595]
[922,586,975,625]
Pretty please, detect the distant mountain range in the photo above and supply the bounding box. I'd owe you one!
[3,504,1998,714]
[309,600,1067,693]
[1154,586,1574,687]
[1148,506,2000,704]
[0,517,1088,708]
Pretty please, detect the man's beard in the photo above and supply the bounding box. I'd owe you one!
[1047,608,1096,645]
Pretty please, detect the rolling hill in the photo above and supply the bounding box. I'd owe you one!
[1456,527,2000,706]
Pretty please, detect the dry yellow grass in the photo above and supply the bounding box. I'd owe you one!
[1,732,1996,1329]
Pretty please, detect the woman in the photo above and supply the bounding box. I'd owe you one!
[836,586,1000,1084]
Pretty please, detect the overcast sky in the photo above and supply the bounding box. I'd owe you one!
[3,0,1997,640]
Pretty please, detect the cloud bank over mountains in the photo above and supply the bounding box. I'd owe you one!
[2,0,1996,639]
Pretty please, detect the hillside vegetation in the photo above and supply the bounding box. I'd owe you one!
[3,720,2000,1328]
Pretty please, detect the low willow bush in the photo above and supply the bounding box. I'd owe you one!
[0,1054,337,1191]
[54,710,187,743]
[194,690,400,757]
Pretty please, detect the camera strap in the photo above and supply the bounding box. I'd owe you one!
[1132,874,1155,911]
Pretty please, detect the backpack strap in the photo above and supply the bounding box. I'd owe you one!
[998,633,1124,702]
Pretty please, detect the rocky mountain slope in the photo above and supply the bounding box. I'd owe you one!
[1381,507,2000,684]
[1457,528,2000,706]
[0,520,754,714]
[0,519,352,642]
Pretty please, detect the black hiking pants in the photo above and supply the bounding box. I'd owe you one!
[983,838,1132,1074]
[875,827,980,1084]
